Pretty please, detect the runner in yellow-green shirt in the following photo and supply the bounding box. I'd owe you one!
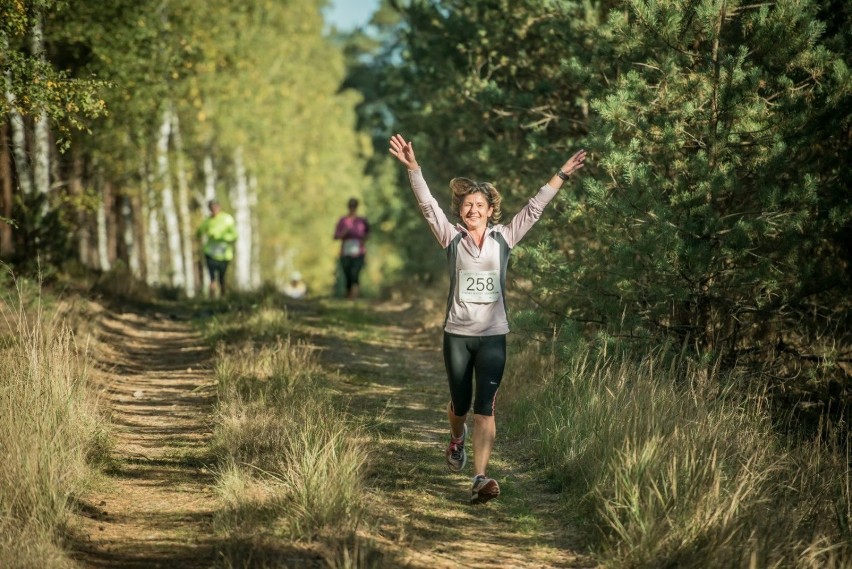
[197,199,237,298]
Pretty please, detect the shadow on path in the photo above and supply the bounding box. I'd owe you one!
[70,305,218,569]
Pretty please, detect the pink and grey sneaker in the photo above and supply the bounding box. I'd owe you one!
[445,423,467,472]
[470,474,500,504]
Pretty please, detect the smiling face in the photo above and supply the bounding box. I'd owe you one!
[450,177,502,229]
[460,191,494,232]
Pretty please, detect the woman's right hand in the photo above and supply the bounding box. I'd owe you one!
[389,134,419,170]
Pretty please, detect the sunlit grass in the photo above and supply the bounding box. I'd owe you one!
[208,329,369,565]
[0,273,111,568]
[204,300,293,345]
[502,337,851,568]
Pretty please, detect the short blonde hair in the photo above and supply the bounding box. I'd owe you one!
[449,177,502,224]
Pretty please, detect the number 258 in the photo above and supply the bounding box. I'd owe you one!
[465,277,494,292]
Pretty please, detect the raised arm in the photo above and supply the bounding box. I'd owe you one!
[388,134,458,247]
[502,149,588,247]
[389,134,419,170]
[547,149,586,190]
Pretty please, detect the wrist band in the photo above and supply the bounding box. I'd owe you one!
[556,170,570,181]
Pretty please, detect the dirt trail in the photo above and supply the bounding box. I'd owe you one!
[72,297,595,568]
[299,298,596,569]
[72,306,216,568]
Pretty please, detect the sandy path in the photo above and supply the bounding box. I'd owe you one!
[67,296,596,568]
[300,299,597,569]
[72,307,216,568]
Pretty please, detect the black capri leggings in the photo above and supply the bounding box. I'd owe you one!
[340,255,365,291]
[443,332,507,417]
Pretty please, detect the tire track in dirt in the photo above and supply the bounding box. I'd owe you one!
[72,306,216,568]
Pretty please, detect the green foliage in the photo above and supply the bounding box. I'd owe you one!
[380,0,851,382]
[2,1,108,143]
[565,0,852,356]
[5,0,394,294]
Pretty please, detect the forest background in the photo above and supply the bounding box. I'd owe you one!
[2,0,850,566]
[3,0,848,421]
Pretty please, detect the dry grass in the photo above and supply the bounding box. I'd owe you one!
[207,306,370,567]
[0,272,110,568]
[502,336,851,568]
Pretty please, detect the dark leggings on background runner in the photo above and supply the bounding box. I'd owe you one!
[205,255,229,289]
[443,332,507,417]
[340,255,365,291]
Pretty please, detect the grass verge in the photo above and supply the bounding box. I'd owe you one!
[0,272,110,568]
[502,335,851,568]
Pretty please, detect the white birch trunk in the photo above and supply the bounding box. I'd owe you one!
[30,15,50,201]
[142,160,161,286]
[4,90,32,197]
[171,110,195,297]
[203,153,217,202]
[249,174,261,289]
[1,29,33,197]
[96,185,111,271]
[156,109,185,288]
[201,152,216,296]
[122,195,141,277]
[232,146,252,291]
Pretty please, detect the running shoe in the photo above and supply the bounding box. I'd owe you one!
[445,423,467,472]
[470,474,500,504]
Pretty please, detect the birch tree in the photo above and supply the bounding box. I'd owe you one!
[156,109,185,289]
[200,151,216,294]
[142,160,161,286]
[95,178,110,271]
[3,86,33,197]
[231,146,252,291]
[171,109,196,297]
[249,174,261,289]
[29,11,51,201]
[121,195,140,277]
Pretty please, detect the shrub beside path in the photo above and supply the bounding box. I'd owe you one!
[71,297,595,568]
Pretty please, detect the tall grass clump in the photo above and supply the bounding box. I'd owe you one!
[0,277,110,568]
[211,335,368,564]
[502,336,851,568]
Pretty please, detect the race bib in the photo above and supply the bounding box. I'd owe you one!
[208,242,228,258]
[343,239,361,256]
[459,270,500,303]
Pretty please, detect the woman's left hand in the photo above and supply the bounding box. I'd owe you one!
[560,149,587,176]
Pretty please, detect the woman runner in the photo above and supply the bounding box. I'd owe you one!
[389,133,586,504]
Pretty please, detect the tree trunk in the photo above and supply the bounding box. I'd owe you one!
[4,89,32,198]
[0,121,13,256]
[156,109,185,289]
[249,174,261,289]
[142,158,161,286]
[171,110,196,297]
[201,152,216,295]
[121,194,141,277]
[30,14,51,204]
[70,150,90,266]
[96,178,111,271]
[231,146,252,291]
